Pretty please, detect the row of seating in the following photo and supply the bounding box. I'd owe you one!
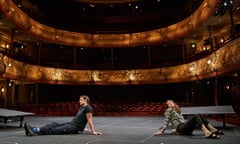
[9,101,193,116]
[8,102,239,126]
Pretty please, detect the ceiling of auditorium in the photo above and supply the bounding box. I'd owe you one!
[12,0,203,34]
[0,0,239,46]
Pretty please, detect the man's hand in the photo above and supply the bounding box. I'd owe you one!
[84,128,90,132]
[92,131,103,135]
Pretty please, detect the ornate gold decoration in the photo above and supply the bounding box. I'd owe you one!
[1,38,240,85]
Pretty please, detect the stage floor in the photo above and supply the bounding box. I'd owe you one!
[0,116,239,144]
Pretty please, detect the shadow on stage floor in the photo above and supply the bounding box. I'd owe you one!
[0,116,240,144]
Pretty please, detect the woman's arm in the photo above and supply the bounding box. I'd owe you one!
[155,108,172,135]
[86,113,102,135]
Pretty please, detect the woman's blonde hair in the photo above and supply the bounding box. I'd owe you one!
[167,99,181,113]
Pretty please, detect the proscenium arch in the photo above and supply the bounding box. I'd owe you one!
[0,0,220,48]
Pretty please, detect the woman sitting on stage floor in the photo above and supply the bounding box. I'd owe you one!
[155,100,223,139]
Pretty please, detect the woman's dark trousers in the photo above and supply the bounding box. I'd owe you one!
[177,114,209,135]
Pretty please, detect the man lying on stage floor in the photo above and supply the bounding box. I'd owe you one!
[23,95,102,136]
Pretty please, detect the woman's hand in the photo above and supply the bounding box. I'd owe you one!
[154,130,164,135]
[171,129,176,133]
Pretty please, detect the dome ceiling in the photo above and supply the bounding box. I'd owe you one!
[13,0,203,34]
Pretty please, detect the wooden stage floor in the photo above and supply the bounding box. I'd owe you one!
[0,116,239,144]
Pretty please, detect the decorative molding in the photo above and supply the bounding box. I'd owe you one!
[1,38,240,85]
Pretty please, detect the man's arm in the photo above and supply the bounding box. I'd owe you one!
[86,113,102,135]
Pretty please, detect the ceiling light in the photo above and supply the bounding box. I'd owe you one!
[191,43,196,48]
[89,4,95,8]
[220,38,225,43]
[189,67,194,71]
[207,60,212,64]
[224,2,227,6]
[5,44,10,48]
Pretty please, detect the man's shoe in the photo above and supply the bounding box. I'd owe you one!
[24,123,29,136]
[24,123,35,136]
